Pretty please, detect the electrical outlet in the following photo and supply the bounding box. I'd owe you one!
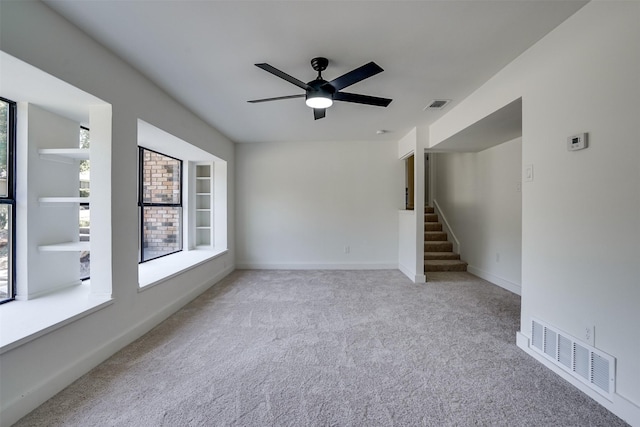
[344,246,350,254]
[496,253,500,263]
[584,325,595,346]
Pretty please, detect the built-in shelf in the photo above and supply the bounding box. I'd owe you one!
[38,242,90,252]
[38,148,90,163]
[195,163,213,247]
[39,197,90,204]
[38,148,91,254]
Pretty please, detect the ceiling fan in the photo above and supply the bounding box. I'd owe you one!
[248,57,392,120]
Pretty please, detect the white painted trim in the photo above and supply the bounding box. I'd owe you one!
[432,199,460,254]
[516,332,640,426]
[236,263,398,271]
[467,266,521,295]
[0,266,235,427]
[398,263,416,282]
[399,150,414,161]
[138,248,228,290]
[0,286,112,354]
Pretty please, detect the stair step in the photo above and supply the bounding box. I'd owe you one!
[424,252,461,260]
[425,222,442,231]
[424,241,453,252]
[425,259,468,272]
[425,213,439,222]
[424,231,447,241]
[425,206,434,214]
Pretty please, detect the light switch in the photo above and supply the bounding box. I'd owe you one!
[524,164,534,182]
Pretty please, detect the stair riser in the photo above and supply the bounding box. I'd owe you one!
[425,263,468,272]
[425,207,434,214]
[424,232,447,241]
[425,223,442,231]
[424,252,461,260]
[425,214,438,222]
[424,242,453,252]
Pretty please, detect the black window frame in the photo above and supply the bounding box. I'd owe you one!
[138,146,183,263]
[0,97,16,304]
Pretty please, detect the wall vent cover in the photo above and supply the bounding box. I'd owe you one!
[424,99,450,110]
[530,318,615,400]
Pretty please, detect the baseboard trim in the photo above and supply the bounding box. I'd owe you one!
[516,332,640,426]
[236,263,398,270]
[0,265,235,427]
[394,264,425,284]
[467,266,521,295]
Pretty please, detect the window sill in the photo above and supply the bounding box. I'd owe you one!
[0,283,113,355]
[138,247,228,291]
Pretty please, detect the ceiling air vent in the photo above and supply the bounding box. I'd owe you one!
[424,99,451,110]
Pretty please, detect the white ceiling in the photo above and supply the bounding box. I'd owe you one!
[44,0,587,144]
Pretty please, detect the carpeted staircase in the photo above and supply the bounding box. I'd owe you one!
[424,206,468,272]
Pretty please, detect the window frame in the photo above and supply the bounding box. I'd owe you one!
[79,126,90,280]
[138,146,184,263]
[0,97,16,304]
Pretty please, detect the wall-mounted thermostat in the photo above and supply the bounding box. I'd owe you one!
[567,132,588,151]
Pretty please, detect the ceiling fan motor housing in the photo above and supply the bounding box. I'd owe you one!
[310,57,329,72]
[308,57,334,105]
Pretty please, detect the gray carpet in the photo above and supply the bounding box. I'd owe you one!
[15,270,627,426]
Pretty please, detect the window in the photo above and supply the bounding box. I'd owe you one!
[0,98,16,303]
[136,119,228,289]
[79,126,90,279]
[138,147,183,262]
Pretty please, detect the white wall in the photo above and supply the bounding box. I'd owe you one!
[236,140,401,269]
[0,2,235,425]
[430,2,640,422]
[396,128,425,282]
[433,138,522,294]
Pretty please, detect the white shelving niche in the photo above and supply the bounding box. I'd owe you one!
[37,147,90,253]
[194,163,213,248]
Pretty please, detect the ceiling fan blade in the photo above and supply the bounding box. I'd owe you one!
[328,62,384,91]
[248,94,305,103]
[255,63,311,91]
[334,92,392,107]
[314,108,326,120]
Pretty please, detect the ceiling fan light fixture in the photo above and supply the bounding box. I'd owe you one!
[305,92,333,109]
[249,57,392,119]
